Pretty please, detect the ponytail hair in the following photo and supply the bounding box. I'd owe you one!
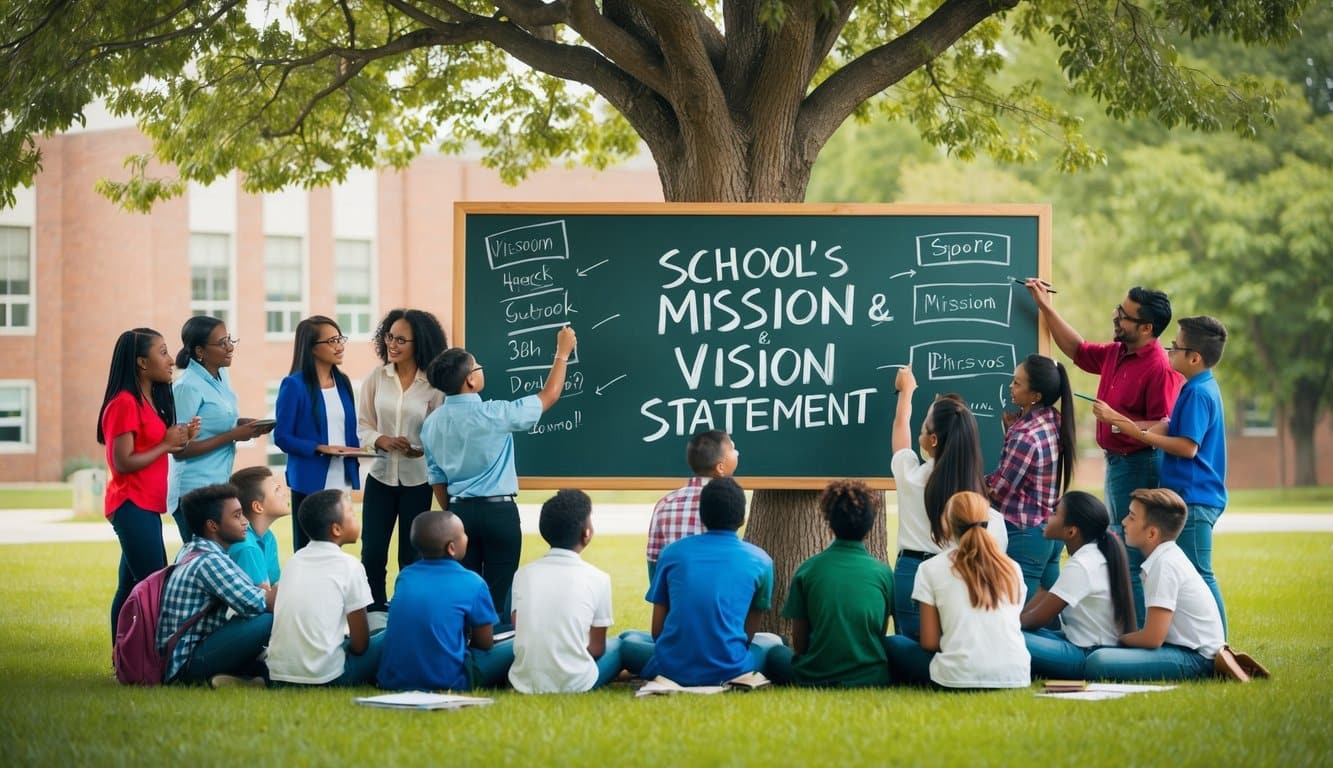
[1059,491,1137,634]
[946,491,1021,610]
[176,315,224,370]
[922,394,987,547]
[1022,354,1076,494]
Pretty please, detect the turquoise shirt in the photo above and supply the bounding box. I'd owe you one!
[168,361,239,513]
[421,393,542,498]
[227,527,282,585]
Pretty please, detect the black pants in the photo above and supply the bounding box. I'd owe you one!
[360,476,433,609]
[291,490,310,551]
[450,499,521,624]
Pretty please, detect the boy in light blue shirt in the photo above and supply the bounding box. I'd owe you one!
[227,466,291,586]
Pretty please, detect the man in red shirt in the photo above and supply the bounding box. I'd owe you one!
[1023,280,1183,625]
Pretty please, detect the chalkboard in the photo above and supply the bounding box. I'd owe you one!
[454,203,1051,489]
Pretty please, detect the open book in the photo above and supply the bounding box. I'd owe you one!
[635,672,772,697]
[1042,680,1087,693]
[355,691,493,710]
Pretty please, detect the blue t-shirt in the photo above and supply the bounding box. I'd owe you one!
[227,527,281,585]
[377,558,498,691]
[1160,369,1227,508]
[644,530,774,686]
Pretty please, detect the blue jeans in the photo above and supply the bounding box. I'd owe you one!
[1005,522,1063,600]
[468,638,516,689]
[332,630,387,686]
[177,613,274,684]
[1024,628,1094,680]
[646,559,657,587]
[1105,449,1160,626]
[616,630,782,683]
[1083,644,1213,682]
[892,553,926,639]
[1180,504,1227,634]
[109,500,168,642]
[592,636,625,689]
[883,634,933,686]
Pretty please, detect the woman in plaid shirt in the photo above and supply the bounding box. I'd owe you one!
[987,354,1076,600]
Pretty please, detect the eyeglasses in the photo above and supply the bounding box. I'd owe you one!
[1114,305,1145,324]
[384,333,414,346]
[470,365,484,375]
[206,336,240,349]
[1166,344,1195,354]
[314,335,349,346]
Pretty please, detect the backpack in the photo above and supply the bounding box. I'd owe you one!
[112,551,213,685]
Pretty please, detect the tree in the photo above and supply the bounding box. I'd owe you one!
[0,0,1313,630]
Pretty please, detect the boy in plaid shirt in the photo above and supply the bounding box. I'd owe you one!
[645,430,739,584]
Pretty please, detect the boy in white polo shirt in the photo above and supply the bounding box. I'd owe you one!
[508,489,620,693]
[267,489,383,686]
[1084,488,1224,681]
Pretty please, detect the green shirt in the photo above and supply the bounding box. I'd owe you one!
[782,539,894,687]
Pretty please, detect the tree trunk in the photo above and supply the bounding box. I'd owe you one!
[1288,381,1320,486]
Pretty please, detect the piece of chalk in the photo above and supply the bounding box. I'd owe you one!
[1073,392,1097,402]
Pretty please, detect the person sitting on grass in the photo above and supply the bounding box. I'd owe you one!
[1082,488,1224,682]
[266,489,383,687]
[226,466,292,587]
[160,484,275,687]
[645,429,740,583]
[884,491,1030,690]
[767,479,895,687]
[1021,491,1138,680]
[619,477,782,686]
[508,489,621,694]
[377,510,514,691]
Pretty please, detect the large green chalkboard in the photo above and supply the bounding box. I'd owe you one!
[454,203,1050,489]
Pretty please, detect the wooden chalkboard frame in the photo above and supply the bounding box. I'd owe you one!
[454,202,1052,490]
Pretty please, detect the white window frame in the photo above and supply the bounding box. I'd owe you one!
[265,381,286,468]
[334,238,376,339]
[264,235,306,337]
[189,232,236,326]
[1240,398,1278,438]
[0,225,35,334]
[0,380,36,452]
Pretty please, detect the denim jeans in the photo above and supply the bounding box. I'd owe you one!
[892,553,926,639]
[177,613,274,684]
[1105,449,1160,626]
[1004,522,1063,600]
[468,638,516,688]
[1180,503,1227,634]
[616,630,782,683]
[109,500,168,642]
[331,629,387,686]
[592,636,625,689]
[1083,643,1213,682]
[883,634,933,686]
[1024,628,1094,680]
[360,477,433,609]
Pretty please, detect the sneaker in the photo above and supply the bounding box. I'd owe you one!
[208,674,266,689]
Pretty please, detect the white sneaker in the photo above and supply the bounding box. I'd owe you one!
[208,674,266,689]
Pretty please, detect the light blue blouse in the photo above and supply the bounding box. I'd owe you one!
[168,360,239,513]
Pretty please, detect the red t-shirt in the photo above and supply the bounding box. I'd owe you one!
[1074,339,1183,454]
[101,391,169,517]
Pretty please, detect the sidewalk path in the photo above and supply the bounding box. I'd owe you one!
[1,506,1331,545]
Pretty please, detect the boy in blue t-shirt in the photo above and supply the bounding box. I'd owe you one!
[1093,315,1229,629]
[377,510,514,691]
[227,466,291,586]
[619,477,782,686]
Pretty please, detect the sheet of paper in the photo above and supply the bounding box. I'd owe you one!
[355,691,493,709]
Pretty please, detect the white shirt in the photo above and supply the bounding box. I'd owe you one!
[358,363,443,487]
[912,550,1030,688]
[321,386,349,491]
[1049,544,1120,648]
[893,448,1009,554]
[508,548,613,694]
[1141,541,1225,658]
[268,541,373,684]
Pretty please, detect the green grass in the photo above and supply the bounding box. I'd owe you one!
[0,485,74,510]
[1,528,1330,766]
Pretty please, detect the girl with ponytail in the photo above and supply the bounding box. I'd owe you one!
[1021,491,1137,680]
[884,491,1030,689]
[987,354,1077,599]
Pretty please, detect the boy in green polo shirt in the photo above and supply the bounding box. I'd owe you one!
[768,480,895,687]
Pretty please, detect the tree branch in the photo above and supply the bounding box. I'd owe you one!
[632,2,733,153]
[807,1,858,84]
[72,0,246,66]
[0,0,72,53]
[566,0,669,94]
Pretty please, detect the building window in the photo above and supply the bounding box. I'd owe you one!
[335,239,374,337]
[1240,398,1278,437]
[0,381,34,450]
[265,382,286,468]
[0,226,33,331]
[190,233,231,325]
[265,236,304,335]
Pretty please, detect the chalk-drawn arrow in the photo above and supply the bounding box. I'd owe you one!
[595,374,628,396]
[891,269,917,280]
[591,313,621,331]
[576,259,609,277]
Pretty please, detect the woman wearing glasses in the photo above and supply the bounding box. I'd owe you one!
[167,316,274,544]
[275,315,361,551]
[357,309,448,611]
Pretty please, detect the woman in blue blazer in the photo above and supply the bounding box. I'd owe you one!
[274,315,360,550]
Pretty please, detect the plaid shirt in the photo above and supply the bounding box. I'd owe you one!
[646,477,706,563]
[158,538,268,681]
[986,406,1061,529]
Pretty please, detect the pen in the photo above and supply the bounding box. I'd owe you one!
[1073,392,1097,403]
[1013,277,1057,294]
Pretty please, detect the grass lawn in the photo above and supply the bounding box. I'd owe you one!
[1,525,1330,766]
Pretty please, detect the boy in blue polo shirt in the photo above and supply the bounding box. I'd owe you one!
[1093,315,1229,629]
[619,477,782,686]
[377,510,514,691]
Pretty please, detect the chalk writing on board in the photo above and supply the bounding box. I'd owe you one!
[910,340,1017,381]
[912,283,1013,326]
[486,220,569,270]
[916,232,1011,268]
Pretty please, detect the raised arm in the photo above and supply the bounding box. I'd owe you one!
[1025,279,1084,359]
[537,326,578,411]
[892,367,917,454]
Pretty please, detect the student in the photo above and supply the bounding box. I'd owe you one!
[168,316,272,545]
[987,354,1077,599]
[227,466,292,587]
[645,429,740,583]
[618,477,783,686]
[99,327,198,641]
[884,491,1030,690]
[377,511,514,691]
[508,490,621,694]
[358,308,447,612]
[1083,489,1224,681]
[274,316,360,552]
[420,325,576,624]
[267,489,383,687]
[767,480,895,687]
[1020,491,1137,680]
[1093,316,1230,629]
[890,367,1006,638]
[160,484,275,686]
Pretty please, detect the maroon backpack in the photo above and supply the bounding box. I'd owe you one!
[112,552,211,685]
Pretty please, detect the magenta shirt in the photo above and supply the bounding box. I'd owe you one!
[1074,339,1183,454]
